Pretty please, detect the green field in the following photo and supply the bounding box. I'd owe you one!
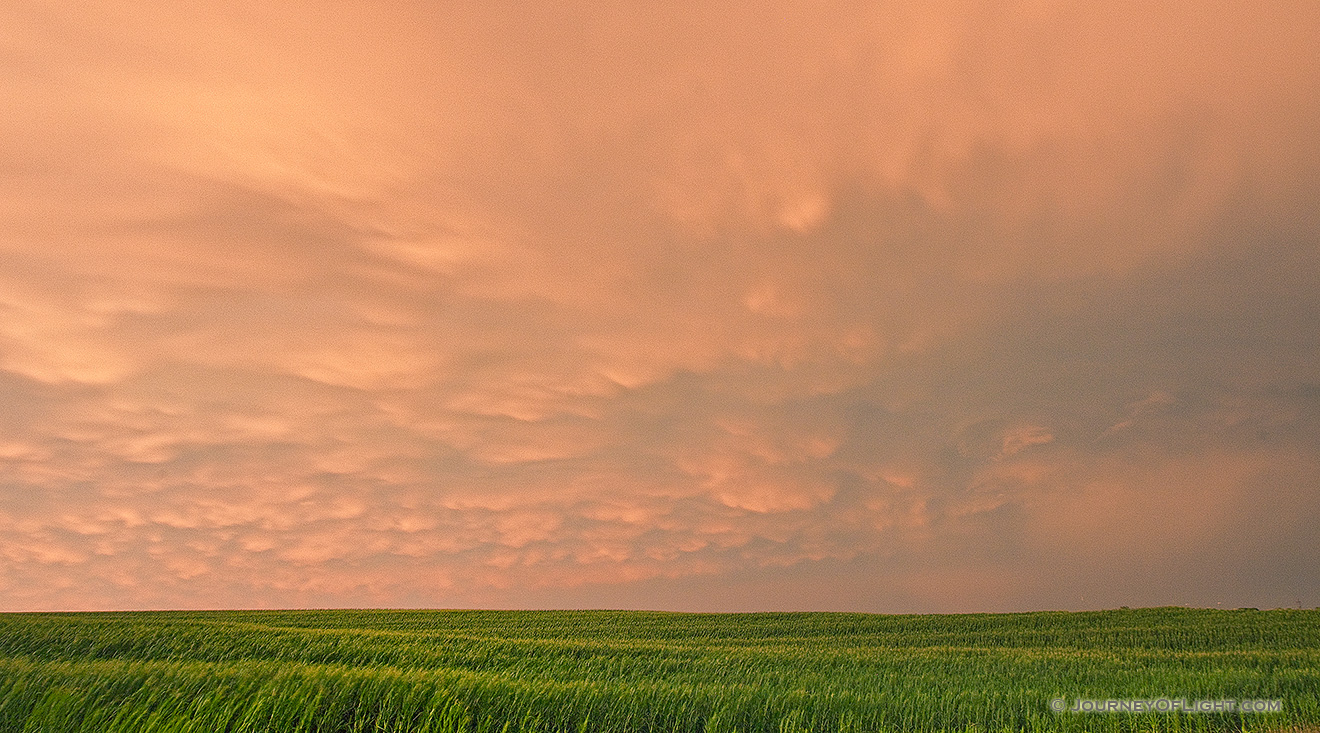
[0,607,1315,732]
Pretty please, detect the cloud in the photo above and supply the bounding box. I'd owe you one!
[0,0,1317,611]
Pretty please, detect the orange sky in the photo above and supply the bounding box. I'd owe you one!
[1,0,1318,611]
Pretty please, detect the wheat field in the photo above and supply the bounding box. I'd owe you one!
[0,607,1315,732]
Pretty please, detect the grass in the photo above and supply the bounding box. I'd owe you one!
[0,607,1315,732]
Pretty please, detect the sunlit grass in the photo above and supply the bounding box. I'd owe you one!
[0,607,1315,731]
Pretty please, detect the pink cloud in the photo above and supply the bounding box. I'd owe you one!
[0,0,1316,611]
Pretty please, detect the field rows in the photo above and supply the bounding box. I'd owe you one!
[0,607,1316,732]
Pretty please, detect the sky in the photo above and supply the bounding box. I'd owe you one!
[1,0,1318,613]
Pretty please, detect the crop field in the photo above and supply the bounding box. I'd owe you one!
[0,607,1316,732]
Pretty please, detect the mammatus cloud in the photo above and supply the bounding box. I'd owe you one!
[1,0,1317,611]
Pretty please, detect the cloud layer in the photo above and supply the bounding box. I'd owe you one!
[1,0,1318,611]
